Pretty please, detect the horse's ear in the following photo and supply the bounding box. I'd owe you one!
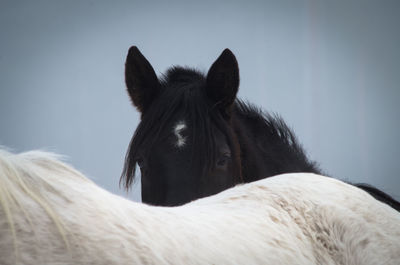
[125,46,161,113]
[206,49,239,116]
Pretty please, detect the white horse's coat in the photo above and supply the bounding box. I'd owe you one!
[0,149,399,265]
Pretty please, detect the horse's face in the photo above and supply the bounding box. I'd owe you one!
[122,47,240,206]
[138,116,235,206]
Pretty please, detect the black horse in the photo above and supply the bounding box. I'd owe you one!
[121,46,400,210]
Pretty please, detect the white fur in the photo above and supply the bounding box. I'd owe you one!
[0,149,399,265]
[173,121,187,147]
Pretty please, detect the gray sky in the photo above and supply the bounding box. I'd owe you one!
[1,0,399,201]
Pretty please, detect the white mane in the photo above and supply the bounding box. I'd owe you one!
[0,149,399,265]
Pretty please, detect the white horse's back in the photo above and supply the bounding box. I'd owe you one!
[0,149,399,265]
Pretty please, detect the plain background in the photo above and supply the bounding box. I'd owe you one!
[1,0,399,201]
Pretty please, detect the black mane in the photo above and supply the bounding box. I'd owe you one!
[161,66,205,85]
[232,101,322,182]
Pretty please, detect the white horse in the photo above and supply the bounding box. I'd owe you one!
[0,149,399,265]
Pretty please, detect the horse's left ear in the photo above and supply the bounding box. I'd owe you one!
[125,46,161,113]
[206,49,239,116]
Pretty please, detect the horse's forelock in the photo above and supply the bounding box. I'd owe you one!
[121,87,187,189]
[161,67,205,86]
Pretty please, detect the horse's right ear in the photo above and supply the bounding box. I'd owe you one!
[125,46,161,113]
[206,49,239,117]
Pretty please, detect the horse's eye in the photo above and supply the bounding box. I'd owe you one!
[137,158,145,169]
[217,153,231,167]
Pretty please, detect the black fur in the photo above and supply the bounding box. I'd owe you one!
[122,46,400,210]
[122,64,242,205]
[125,46,161,113]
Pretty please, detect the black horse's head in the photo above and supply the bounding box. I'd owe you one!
[121,47,400,212]
[122,47,242,206]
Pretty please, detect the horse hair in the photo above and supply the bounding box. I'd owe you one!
[1,148,400,264]
[122,47,400,210]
